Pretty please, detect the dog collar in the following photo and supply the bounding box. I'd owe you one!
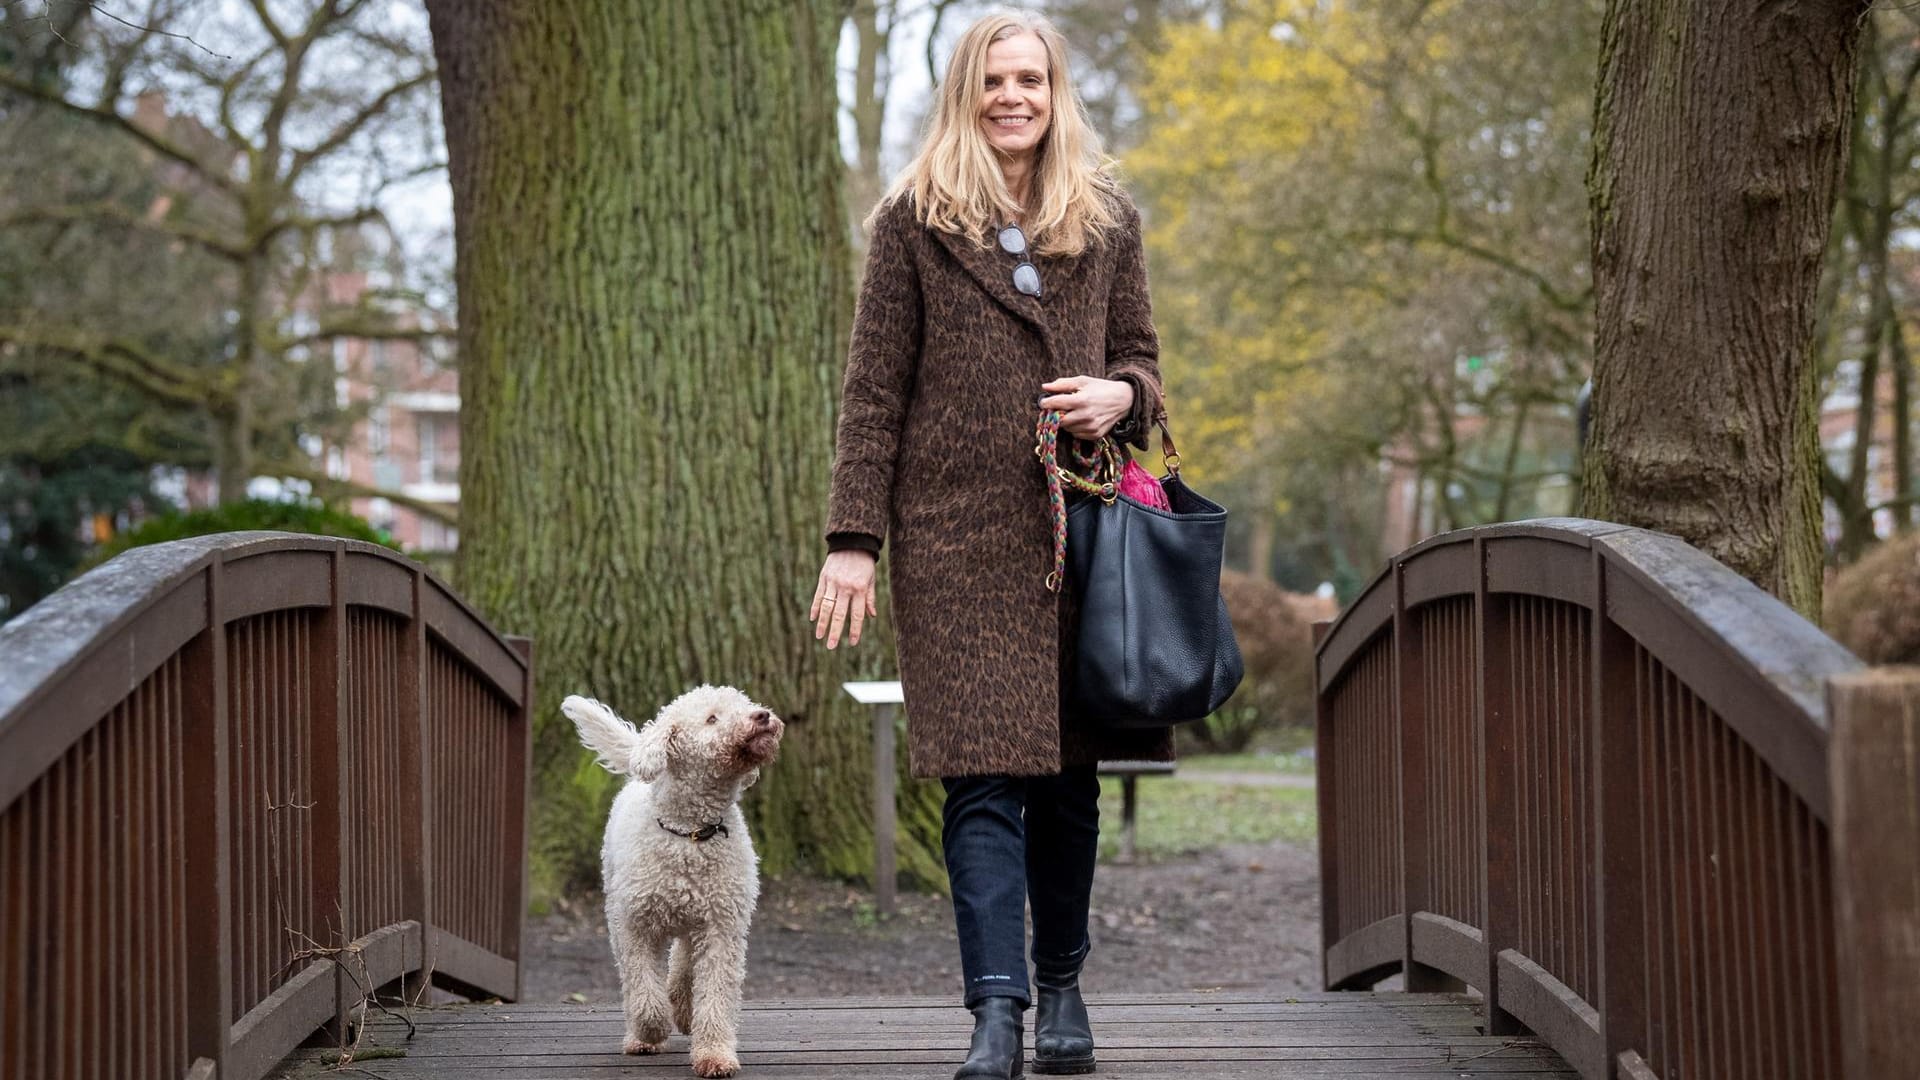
[658,817,728,843]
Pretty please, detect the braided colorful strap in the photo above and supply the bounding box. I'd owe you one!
[1036,409,1122,592]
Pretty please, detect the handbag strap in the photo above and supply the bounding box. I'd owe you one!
[1035,409,1122,592]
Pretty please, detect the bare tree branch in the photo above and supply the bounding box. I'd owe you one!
[0,322,219,407]
[0,69,242,197]
[258,204,386,247]
[0,201,247,260]
[285,69,436,184]
[244,0,288,48]
[270,460,460,526]
[268,319,452,355]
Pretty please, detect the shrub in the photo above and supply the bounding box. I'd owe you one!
[1825,530,1920,664]
[1183,571,1335,754]
[82,499,399,572]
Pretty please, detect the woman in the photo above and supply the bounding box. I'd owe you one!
[809,11,1171,1079]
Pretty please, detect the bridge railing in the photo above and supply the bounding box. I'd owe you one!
[1314,518,1916,1080]
[0,533,533,1080]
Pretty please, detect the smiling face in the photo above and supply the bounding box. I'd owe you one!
[978,30,1052,162]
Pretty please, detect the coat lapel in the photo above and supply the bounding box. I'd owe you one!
[931,225,1051,342]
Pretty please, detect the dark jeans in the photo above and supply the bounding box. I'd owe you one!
[941,766,1101,1008]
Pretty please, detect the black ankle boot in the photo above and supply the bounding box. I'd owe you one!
[1032,969,1095,1074]
[955,996,1025,1079]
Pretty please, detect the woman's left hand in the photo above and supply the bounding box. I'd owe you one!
[1039,375,1135,440]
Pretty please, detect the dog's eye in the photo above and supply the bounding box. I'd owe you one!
[705,714,717,725]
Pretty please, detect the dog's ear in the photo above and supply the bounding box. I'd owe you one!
[631,717,675,782]
[739,766,761,791]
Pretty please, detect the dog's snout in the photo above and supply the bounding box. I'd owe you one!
[749,709,774,728]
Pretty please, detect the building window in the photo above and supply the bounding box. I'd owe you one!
[419,413,437,483]
[369,405,390,458]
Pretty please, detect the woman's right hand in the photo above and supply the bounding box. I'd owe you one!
[811,551,879,649]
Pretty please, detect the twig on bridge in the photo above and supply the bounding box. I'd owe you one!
[282,922,420,1065]
[261,792,419,1068]
[1386,1039,1528,1071]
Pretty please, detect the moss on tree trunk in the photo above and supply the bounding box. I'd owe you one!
[425,0,946,899]
[1583,0,1870,620]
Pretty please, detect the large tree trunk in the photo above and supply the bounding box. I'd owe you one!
[1583,0,1870,619]
[426,1,944,898]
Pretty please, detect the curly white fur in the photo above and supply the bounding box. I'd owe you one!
[562,686,784,1078]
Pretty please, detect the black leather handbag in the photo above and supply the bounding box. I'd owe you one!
[1049,416,1245,729]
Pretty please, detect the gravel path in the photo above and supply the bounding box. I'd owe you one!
[522,835,1323,1005]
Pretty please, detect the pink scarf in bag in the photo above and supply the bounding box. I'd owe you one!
[1117,457,1171,510]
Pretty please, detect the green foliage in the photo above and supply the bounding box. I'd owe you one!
[83,499,397,570]
[1095,777,1316,861]
[0,443,156,621]
[1178,745,1317,776]
[1127,0,1600,580]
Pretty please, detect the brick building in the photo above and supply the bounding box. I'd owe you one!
[316,268,460,555]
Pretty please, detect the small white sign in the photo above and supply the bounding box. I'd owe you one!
[842,680,904,705]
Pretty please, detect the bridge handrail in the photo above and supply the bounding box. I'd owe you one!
[1312,518,1904,1080]
[0,532,533,1080]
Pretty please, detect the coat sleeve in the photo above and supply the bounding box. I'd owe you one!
[1103,196,1164,452]
[825,199,923,548]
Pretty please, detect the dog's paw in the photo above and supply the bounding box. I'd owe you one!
[622,1036,668,1055]
[691,1049,740,1077]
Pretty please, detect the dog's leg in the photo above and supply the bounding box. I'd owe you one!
[612,915,674,1054]
[669,936,696,1034]
[687,925,748,1078]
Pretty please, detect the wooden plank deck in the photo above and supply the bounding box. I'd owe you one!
[274,992,1579,1079]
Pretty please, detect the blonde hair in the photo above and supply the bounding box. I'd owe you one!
[884,9,1121,256]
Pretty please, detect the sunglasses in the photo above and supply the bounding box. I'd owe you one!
[997,223,1042,298]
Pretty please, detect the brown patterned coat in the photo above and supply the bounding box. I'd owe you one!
[825,191,1175,778]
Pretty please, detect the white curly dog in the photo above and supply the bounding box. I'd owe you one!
[562,686,784,1078]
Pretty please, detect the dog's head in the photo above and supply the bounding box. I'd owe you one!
[632,684,784,786]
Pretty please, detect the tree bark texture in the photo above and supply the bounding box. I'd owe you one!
[1584,0,1870,618]
[426,0,944,896]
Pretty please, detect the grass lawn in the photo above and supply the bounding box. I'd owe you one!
[1095,775,1317,861]
[1176,749,1317,776]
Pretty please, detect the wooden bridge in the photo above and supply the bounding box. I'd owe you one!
[0,524,1914,1080]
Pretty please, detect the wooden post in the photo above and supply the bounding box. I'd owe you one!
[872,701,897,918]
[399,568,430,1005]
[317,548,349,1045]
[503,635,534,1000]
[1395,561,1449,990]
[1594,555,1649,1074]
[1312,619,1336,990]
[180,561,231,1076]
[1477,538,1521,1033]
[1828,668,1920,1080]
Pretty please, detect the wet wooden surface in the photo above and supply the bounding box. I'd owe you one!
[273,991,1579,1078]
